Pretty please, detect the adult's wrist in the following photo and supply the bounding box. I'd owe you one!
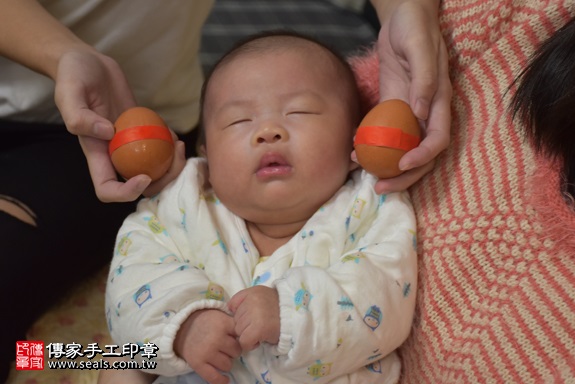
[370,0,440,24]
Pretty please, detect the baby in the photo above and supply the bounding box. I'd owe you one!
[103,31,417,384]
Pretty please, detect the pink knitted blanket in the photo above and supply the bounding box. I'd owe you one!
[352,1,575,382]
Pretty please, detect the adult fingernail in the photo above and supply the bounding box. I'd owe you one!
[94,122,114,139]
[399,161,412,171]
[137,176,152,191]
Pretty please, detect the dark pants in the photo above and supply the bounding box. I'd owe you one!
[0,120,139,381]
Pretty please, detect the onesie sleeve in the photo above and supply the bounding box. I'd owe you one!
[268,175,418,382]
[105,159,229,376]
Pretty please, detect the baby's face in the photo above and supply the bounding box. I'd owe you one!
[202,46,357,226]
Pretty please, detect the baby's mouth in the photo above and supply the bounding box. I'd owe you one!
[256,153,292,179]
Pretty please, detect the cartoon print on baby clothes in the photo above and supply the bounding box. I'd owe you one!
[409,228,417,250]
[347,231,356,244]
[159,254,179,263]
[338,296,354,322]
[345,197,366,244]
[403,282,412,297]
[341,313,353,322]
[300,229,314,239]
[241,238,249,253]
[211,230,229,255]
[341,252,365,264]
[394,280,412,298]
[294,283,313,311]
[378,194,387,208]
[363,305,382,331]
[179,208,187,231]
[367,348,383,360]
[351,197,367,218]
[110,264,124,283]
[337,296,354,311]
[201,282,225,301]
[252,271,271,286]
[158,254,190,271]
[260,370,271,384]
[162,310,176,323]
[366,360,382,374]
[143,215,168,236]
[115,233,132,256]
[307,360,333,381]
[133,284,152,308]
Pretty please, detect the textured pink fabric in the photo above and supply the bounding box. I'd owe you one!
[351,1,575,382]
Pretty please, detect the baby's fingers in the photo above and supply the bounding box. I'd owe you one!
[195,363,230,384]
[222,335,242,359]
[237,327,261,352]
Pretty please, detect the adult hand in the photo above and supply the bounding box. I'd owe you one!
[2,1,187,202]
[368,0,452,194]
[228,286,280,351]
[55,50,187,202]
[174,309,242,384]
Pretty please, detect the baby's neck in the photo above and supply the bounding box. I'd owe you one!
[247,220,305,256]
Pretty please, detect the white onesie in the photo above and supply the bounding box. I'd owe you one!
[106,158,418,384]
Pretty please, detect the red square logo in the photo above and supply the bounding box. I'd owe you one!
[16,341,44,371]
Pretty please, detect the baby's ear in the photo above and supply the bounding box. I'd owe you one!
[349,151,360,172]
[199,144,207,158]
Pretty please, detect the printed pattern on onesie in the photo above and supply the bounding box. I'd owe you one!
[105,158,417,383]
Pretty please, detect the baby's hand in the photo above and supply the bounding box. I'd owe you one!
[174,309,241,384]
[228,286,280,351]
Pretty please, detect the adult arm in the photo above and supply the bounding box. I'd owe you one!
[0,0,186,202]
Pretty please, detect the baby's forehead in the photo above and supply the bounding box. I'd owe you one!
[206,51,343,106]
[200,34,360,118]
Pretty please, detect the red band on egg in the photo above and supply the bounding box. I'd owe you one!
[108,125,173,155]
[354,126,420,152]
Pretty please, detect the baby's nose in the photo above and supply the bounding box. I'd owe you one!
[253,124,289,144]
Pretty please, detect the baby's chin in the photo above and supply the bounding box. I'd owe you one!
[216,179,338,226]
[231,199,321,228]
[235,204,314,226]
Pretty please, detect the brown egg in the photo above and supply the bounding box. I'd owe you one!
[109,107,174,181]
[354,99,420,179]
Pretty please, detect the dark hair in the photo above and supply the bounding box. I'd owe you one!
[510,17,575,201]
[198,30,361,145]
